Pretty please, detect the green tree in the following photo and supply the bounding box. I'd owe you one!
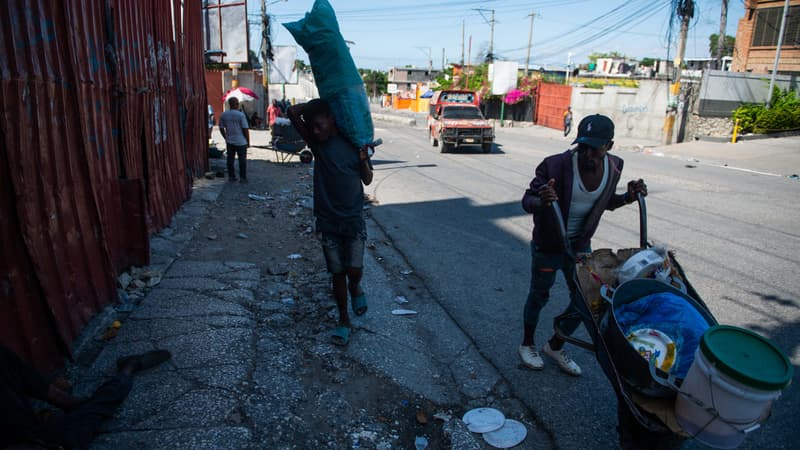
[294,59,309,72]
[709,34,736,58]
[639,57,657,67]
[359,69,388,97]
[433,64,490,93]
[588,51,625,63]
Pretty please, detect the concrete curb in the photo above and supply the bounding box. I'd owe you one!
[371,113,416,127]
[696,129,800,143]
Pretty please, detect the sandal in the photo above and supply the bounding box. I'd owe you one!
[331,326,351,346]
[351,293,368,316]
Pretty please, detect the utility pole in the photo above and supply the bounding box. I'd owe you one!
[525,11,535,76]
[489,10,495,62]
[442,48,446,71]
[261,0,269,108]
[767,0,791,109]
[466,36,472,88]
[566,52,573,85]
[461,19,465,65]
[473,9,496,61]
[662,0,693,145]
[716,0,728,69]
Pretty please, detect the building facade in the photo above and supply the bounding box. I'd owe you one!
[387,67,440,92]
[732,0,800,74]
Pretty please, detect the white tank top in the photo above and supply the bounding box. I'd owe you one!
[567,152,608,238]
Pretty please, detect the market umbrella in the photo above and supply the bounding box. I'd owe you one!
[222,87,259,103]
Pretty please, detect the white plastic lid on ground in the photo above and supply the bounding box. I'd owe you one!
[462,407,505,433]
[482,419,528,448]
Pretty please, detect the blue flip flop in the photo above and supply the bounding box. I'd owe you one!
[331,326,351,346]
[351,293,368,316]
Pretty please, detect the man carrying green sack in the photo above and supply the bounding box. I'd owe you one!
[283,0,374,149]
[288,99,373,346]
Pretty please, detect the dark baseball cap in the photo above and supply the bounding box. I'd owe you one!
[572,114,614,149]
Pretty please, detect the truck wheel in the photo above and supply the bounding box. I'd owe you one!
[482,143,493,153]
[430,130,438,147]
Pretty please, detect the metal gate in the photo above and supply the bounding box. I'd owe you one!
[534,82,573,130]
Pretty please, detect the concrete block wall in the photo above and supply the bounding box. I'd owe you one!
[570,80,669,143]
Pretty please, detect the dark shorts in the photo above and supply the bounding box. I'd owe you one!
[320,231,366,274]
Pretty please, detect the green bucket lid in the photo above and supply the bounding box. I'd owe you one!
[700,325,793,392]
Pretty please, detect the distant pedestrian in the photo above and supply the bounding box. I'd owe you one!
[563,106,573,137]
[518,114,647,376]
[268,100,281,128]
[288,99,374,347]
[219,97,250,183]
[0,345,170,450]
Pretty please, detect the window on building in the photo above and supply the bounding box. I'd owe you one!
[752,6,800,47]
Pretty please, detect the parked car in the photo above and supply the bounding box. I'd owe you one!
[429,103,494,153]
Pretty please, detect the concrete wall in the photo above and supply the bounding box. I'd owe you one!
[570,80,668,142]
[221,71,265,122]
[267,71,319,104]
[219,71,319,124]
[698,70,800,117]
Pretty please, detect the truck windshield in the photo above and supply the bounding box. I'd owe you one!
[442,106,483,120]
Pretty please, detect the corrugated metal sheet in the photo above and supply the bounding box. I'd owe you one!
[206,70,224,128]
[535,82,572,130]
[0,0,208,370]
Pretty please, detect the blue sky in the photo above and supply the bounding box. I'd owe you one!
[246,0,745,70]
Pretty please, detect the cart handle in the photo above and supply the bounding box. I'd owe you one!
[637,192,648,249]
[551,191,648,256]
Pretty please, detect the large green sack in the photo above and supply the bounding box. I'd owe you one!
[283,0,374,148]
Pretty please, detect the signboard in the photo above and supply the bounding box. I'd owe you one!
[202,1,248,63]
[387,83,398,94]
[490,61,519,95]
[269,46,298,84]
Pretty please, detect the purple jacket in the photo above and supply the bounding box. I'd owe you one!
[522,149,628,253]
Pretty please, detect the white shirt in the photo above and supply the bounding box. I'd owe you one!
[219,109,249,146]
[567,152,608,238]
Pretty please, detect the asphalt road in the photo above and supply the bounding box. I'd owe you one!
[364,122,800,449]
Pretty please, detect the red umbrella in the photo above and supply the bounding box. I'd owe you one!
[222,87,259,102]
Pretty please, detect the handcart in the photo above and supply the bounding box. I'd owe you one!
[549,194,720,449]
[252,118,313,164]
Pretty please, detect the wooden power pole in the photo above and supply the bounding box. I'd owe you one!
[662,0,693,145]
[525,11,535,76]
[716,0,728,69]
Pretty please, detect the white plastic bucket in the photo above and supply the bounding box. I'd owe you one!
[674,326,792,449]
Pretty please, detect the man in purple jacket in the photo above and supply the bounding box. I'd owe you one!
[519,114,647,376]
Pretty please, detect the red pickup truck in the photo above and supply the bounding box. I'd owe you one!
[427,90,494,153]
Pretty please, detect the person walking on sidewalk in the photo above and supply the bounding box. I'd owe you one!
[0,345,171,450]
[219,97,250,183]
[288,99,374,346]
[563,106,573,137]
[518,114,647,376]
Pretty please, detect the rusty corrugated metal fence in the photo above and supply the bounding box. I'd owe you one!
[0,0,208,370]
[534,82,573,131]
